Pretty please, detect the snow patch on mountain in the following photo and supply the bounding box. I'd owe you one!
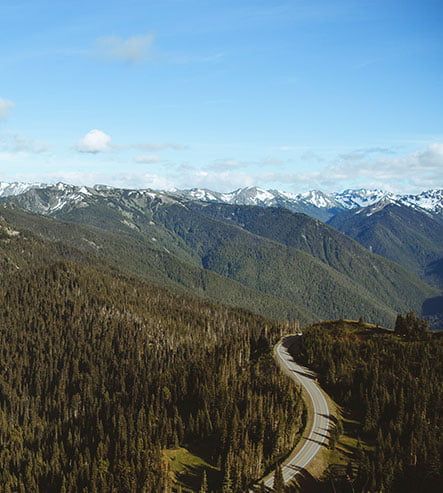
[298,190,337,209]
[333,189,393,209]
[400,189,443,213]
[0,182,46,197]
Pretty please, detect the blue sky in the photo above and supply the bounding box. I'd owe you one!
[1,0,442,192]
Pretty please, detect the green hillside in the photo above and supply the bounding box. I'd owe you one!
[184,202,437,319]
[328,202,443,286]
[3,187,438,327]
[0,204,311,323]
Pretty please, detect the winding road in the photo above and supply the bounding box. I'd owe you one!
[253,336,332,491]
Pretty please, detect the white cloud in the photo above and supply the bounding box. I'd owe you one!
[210,157,283,172]
[0,98,14,118]
[76,129,111,153]
[261,157,284,167]
[339,147,396,161]
[300,151,324,163]
[4,169,176,192]
[167,142,443,194]
[95,33,154,63]
[172,168,257,191]
[0,151,21,161]
[134,154,163,164]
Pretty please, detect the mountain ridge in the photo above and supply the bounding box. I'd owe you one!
[1,181,442,221]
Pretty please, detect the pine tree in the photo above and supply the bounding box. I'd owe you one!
[222,462,233,493]
[273,463,285,492]
[199,470,208,493]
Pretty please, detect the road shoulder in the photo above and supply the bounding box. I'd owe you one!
[252,335,338,491]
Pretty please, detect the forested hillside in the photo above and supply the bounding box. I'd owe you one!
[328,201,443,286]
[188,202,435,321]
[3,186,438,328]
[0,204,312,323]
[293,318,443,492]
[0,261,304,492]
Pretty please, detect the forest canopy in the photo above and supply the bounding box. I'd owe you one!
[0,261,304,492]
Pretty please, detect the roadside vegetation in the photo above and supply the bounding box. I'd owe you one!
[290,317,443,492]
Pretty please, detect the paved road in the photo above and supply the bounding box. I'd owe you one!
[253,337,332,491]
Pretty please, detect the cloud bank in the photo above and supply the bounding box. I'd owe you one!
[5,141,442,195]
[132,143,187,151]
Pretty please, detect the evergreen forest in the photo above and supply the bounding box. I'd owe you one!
[0,261,304,492]
[294,317,443,492]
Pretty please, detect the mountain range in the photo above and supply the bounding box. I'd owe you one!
[171,185,443,221]
[1,181,441,329]
[2,182,442,221]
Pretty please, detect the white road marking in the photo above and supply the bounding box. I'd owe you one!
[254,338,331,491]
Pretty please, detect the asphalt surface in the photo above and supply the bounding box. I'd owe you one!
[253,337,332,491]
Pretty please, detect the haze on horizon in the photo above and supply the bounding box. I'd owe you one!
[0,0,442,194]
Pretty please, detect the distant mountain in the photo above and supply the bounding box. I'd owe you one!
[328,200,443,283]
[2,181,442,220]
[331,191,443,331]
[173,186,443,221]
[173,186,343,221]
[400,189,443,216]
[1,183,439,328]
[0,181,46,197]
[333,188,390,209]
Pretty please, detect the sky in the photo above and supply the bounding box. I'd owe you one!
[0,0,442,193]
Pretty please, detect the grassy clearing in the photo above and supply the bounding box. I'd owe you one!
[163,446,220,492]
[308,397,374,492]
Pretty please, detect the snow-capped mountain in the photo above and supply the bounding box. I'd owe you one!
[174,186,280,206]
[0,182,186,218]
[399,189,443,215]
[173,186,344,221]
[174,186,338,208]
[0,181,46,198]
[176,186,443,218]
[176,186,394,211]
[332,189,393,209]
[1,181,442,220]
[296,190,336,209]
[2,182,95,215]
